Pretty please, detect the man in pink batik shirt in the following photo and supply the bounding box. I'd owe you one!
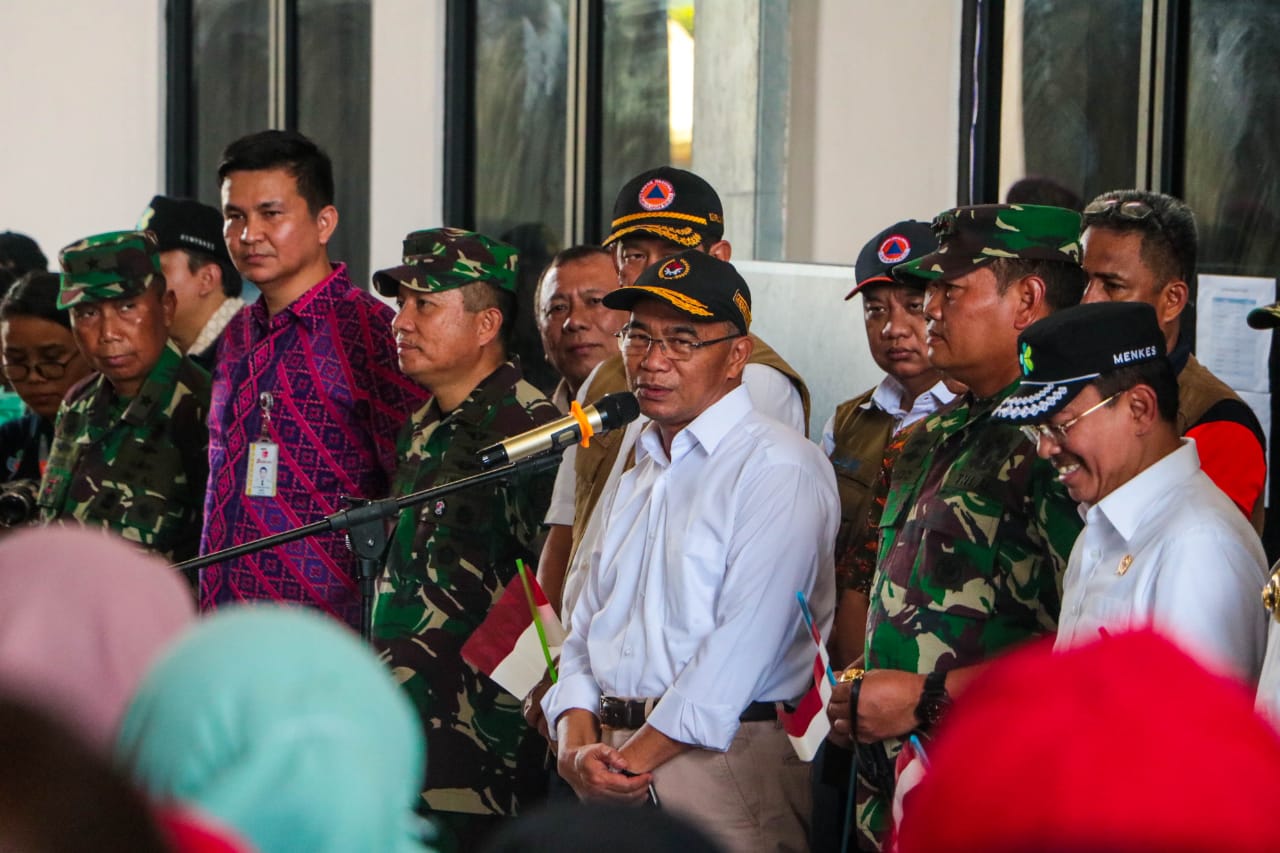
[199,130,426,628]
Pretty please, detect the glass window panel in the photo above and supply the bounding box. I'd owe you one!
[999,0,1143,207]
[1183,0,1280,277]
[297,0,372,289]
[473,0,571,394]
[191,0,271,208]
[599,0,690,237]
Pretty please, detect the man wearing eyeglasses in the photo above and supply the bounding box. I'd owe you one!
[543,250,838,853]
[993,301,1267,680]
[36,230,210,567]
[1081,190,1266,533]
[826,204,1086,850]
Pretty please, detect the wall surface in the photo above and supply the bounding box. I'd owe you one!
[785,0,963,266]
[0,0,164,262]
[368,0,446,280]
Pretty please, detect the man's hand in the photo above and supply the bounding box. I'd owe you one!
[522,672,554,742]
[557,742,653,804]
[853,669,925,742]
[826,679,856,749]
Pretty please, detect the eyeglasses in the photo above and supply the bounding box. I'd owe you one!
[2,351,80,382]
[615,327,743,361]
[1019,391,1121,446]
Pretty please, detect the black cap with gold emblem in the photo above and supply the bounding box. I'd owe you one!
[602,167,725,250]
[602,248,751,334]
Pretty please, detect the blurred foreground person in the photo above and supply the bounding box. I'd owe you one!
[483,801,723,853]
[0,693,172,853]
[117,606,434,853]
[0,526,194,749]
[895,630,1280,853]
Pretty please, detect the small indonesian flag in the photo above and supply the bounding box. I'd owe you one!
[778,642,834,761]
[461,571,566,699]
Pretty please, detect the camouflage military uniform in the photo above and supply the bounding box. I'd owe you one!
[37,340,211,564]
[371,360,558,823]
[851,382,1082,847]
[368,227,558,849]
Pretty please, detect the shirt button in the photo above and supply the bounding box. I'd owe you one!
[623,647,633,656]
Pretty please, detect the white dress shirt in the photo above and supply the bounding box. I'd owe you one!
[1055,439,1268,682]
[542,385,838,751]
[545,362,808,625]
[820,375,957,456]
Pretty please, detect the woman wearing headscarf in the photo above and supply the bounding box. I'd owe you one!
[117,606,434,853]
[0,526,194,749]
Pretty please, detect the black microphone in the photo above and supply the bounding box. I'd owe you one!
[477,392,641,469]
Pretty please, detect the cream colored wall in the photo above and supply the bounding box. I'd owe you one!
[785,0,963,265]
[0,0,164,262]
[757,0,964,436]
[368,0,446,281]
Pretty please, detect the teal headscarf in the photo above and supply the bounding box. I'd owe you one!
[116,606,433,853]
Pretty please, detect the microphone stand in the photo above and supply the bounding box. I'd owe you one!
[175,451,565,642]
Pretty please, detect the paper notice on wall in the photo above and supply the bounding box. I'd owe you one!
[1196,274,1274,393]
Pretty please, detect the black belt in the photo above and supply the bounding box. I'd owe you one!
[598,696,777,729]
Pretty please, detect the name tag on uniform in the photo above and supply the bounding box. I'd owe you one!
[246,441,279,497]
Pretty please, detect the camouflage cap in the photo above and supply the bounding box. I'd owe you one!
[894,204,1083,284]
[57,230,162,310]
[371,227,519,298]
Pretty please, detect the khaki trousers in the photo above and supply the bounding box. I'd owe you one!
[604,720,811,853]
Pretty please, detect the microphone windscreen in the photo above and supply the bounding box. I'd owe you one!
[595,392,641,430]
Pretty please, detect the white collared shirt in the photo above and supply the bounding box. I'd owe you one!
[544,362,807,623]
[1055,439,1268,683]
[543,386,838,750]
[820,375,957,456]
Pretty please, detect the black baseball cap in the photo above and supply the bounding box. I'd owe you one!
[602,249,751,334]
[844,220,937,300]
[603,167,725,250]
[993,302,1167,423]
[139,196,233,264]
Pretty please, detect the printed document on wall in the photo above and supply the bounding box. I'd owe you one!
[1196,274,1273,393]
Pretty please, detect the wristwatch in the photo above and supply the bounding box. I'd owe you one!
[914,670,951,729]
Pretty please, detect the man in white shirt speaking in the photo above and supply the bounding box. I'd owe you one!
[993,301,1267,683]
[542,249,838,852]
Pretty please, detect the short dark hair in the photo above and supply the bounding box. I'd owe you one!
[991,258,1087,313]
[0,271,70,329]
[1082,190,1197,286]
[183,249,243,298]
[1006,176,1083,212]
[217,129,335,215]
[1093,358,1179,424]
[460,280,515,350]
[536,245,612,308]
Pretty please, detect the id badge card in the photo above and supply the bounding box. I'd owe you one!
[247,441,279,497]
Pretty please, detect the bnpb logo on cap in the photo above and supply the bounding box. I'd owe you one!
[659,257,689,279]
[878,235,912,264]
[638,178,676,211]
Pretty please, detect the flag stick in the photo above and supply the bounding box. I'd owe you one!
[795,591,838,686]
[517,559,558,683]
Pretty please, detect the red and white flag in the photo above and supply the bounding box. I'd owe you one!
[461,572,565,699]
[778,641,834,761]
